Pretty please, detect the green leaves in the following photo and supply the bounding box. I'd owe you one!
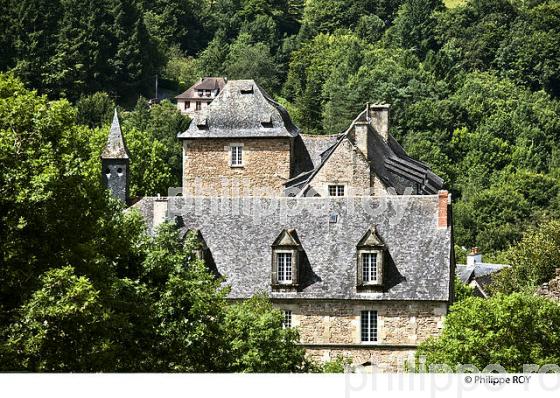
[417,293,560,371]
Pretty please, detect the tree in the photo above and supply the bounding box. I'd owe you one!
[4,267,118,371]
[225,33,281,94]
[387,0,444,58]
[495,1,560,97]
[489,219,560,295]
[453,276,474,303]
[46,0,114,99]
[76,92,116,128]
[11,0,63,91]
[416,293,560,372]
[223,295,308,372]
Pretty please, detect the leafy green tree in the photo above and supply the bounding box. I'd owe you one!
[0,73,127,319]
[143,0,208,54]
[434,0,519,72]
[108,0,160,98]
[195,33,230,77]
[223,295,307,372]
[489,219,560,295]
[387,0,444,58]
[11,0,63,91]
[416,293,560,372]
[123,97,189,191]
[76,92,116,128]
[5,267,118,371]
[46,0,114,99]
[0,0,16,71]
[453,276,474,303]
[495,1,560,97]
[225,33,281,94]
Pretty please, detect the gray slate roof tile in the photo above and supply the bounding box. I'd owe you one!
[133,195,453,302]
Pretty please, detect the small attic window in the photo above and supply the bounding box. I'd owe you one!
[261,115,273,128]
[196,118,208,129]
[240,84,254,94]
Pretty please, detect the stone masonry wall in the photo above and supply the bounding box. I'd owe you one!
[308,138,386,196]
[274,300,447,371]
[182,138,292,196]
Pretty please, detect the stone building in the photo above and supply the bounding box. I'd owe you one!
[105,79,454,371]
[175,77,227,117]
[455,248,509,298]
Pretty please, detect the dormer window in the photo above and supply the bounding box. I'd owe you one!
[277,252,292,283]
[356,226,385,289]
[271,229,302,290]
[362,252,377,283]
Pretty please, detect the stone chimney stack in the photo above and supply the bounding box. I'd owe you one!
[354,119,370,160]
[466,247,483,266]
[101,109,130,204]
[369,103,390,141]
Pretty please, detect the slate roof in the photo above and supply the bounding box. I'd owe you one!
[132,195,453,301]
[455,263,509,284]
[177,80,300,139]
[175,77,226,100]
[101,109,129,159]
[287,108,444,195]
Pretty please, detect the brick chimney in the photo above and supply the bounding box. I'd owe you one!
[437,190,449,229]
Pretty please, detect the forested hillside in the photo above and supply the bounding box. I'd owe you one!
[3,0,559,260]
[2,0,560,373]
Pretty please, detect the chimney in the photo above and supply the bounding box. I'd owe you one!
[437,190,449,229]
[354,120,370,160]
[369,103,390,141]
[467,247,482,266]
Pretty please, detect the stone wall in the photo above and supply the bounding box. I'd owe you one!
[307,138,386,196]
[182,137,292,196]
[274,299,447,371]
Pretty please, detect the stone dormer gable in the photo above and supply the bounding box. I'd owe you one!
[356,226,386,290]
[357,226,385,249]
[101,109,129,160]
[272,228,302,248]
[271,229,303,290]
[177,80,299,139]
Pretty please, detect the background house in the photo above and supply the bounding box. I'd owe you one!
[175,77,227,117]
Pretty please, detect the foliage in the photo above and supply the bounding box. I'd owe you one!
[223,295,308,372]
[76,92,116,128]
[0,77,308,372]
[225,33,281,94]
[453,276,474,303]
[416,293,560,372]
[489,219,560,295]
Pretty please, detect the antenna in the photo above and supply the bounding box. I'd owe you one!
[155,74,159,100]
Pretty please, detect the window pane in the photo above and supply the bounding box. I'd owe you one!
[231,146,243,166]
[361,310,378,342]
[362,253,377,282]
[328,185,345,196]
[277,253,292,282]
[283,310,292,328]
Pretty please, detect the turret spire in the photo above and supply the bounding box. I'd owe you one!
[101,109,130,204]
[101,109,130,159]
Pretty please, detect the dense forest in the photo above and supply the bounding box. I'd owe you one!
[2,0,560,371]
